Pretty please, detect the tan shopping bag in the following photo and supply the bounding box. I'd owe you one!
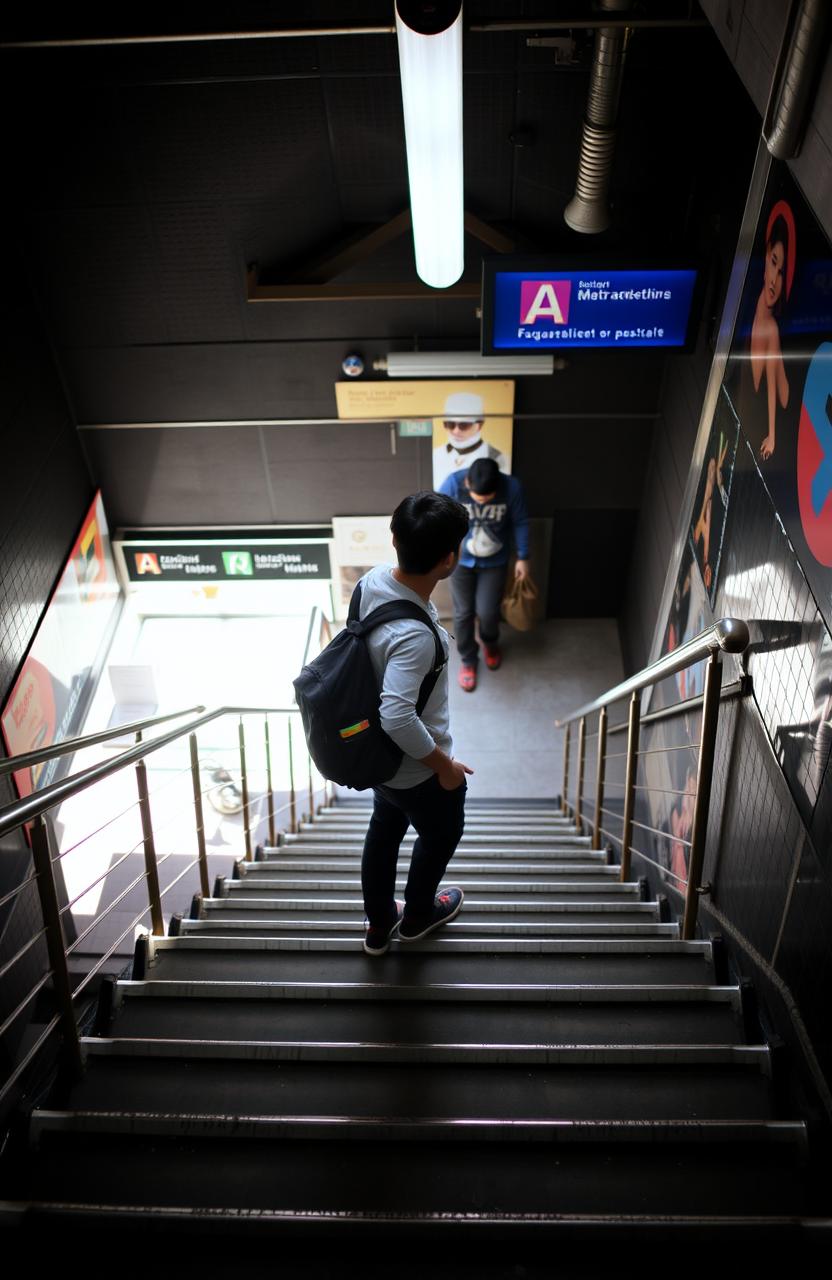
[501,574,539,631]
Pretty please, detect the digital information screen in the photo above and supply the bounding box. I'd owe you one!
[484,267,698,352]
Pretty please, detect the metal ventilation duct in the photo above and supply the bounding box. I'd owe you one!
[564,0,630,235]
[764,0,829,160]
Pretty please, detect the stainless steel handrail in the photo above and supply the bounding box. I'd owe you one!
[0,704,206,777]
[0,704,300,840]
[557,617,750,942]
[555,618,749,727]
[0,603,335,1107]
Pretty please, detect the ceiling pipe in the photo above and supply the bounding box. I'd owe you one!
[764,0,830,160]
[563,0,630,235]
[0,15,707,51]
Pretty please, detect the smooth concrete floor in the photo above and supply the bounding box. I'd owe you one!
[445,617,625,799]
[333,617,625,803]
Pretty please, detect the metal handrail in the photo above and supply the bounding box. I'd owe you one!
[558,617,750,942]
[0,704,300,840]
[0,597,335,1110]
[555,618,749,727]
[0,704,206,777]
[300,605,331,671]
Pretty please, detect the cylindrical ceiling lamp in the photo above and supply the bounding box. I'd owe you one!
[395,0,464,289]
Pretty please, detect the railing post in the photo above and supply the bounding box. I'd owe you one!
[238,717,252,861]
[135,758,165,935]
[593,706,608,850]
[683,651,722,940]
[575,716,587,832]
[307,753,315,824]
[619,690,641,883]
[189,733,210,898]
[288,717,297,834]
[30,817,83,1078]
[561,723,571,816]
[264,715,276,849]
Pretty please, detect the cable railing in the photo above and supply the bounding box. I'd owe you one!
[556,618,750,941]
[0,604,335,1112]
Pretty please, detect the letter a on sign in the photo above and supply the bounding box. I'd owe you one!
[135,552,161,575]
[520,280,571,325]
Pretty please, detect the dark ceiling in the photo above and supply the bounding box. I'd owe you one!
[0,2,760,612]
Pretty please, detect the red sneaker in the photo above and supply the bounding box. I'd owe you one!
[458,664,477,692]
[483,645,502,671]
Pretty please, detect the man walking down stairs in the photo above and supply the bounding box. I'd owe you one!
[3,794,823,1256]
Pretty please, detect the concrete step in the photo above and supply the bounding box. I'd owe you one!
[142,936,719,987]
[101,992,744,1047]
[11,1128,808,1219]
[30,1110,804,1149]
[278,833,594,848]
[81,1037,769,1068]
[195,904,662,927]
[244,847,611,865]
[175,919,680,939]
[112,978,740,1007]
[218,877,631,897]
[215,890,642,911]
[65,1053,777,1122]
[241,859,612,877]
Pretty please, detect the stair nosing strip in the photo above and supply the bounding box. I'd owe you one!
[80,1037,771,1068]
[114,979,739,1003]
[150,935,708,954]
[28,1111,805,1144]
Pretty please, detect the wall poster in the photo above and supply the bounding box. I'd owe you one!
[334,379,514,491]
[1,492,122,798]
[330,515,397,616]
[724,162,832,633]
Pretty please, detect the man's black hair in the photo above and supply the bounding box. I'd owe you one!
[390,491,469,575]
[467,458,500,495]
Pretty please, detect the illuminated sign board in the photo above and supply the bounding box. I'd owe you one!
[482,260,699,353]
[124,542,331,582]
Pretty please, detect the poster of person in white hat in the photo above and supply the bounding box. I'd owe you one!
[432,389,513,490]
[333,378,514,487]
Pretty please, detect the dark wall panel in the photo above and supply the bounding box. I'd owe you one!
[0,270,92,1078]
[547,510,639,617]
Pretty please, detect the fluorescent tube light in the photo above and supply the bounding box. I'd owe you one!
[377,352,554,377]
[395,1,464,290]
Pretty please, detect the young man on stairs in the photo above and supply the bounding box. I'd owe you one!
[358,491,474,955]
[439,457,531,692]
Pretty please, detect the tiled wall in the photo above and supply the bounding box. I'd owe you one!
[0,270,93,1080]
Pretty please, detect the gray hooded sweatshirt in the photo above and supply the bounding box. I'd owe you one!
[358,563,452,789]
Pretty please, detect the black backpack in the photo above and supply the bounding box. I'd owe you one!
[292,581,447,791]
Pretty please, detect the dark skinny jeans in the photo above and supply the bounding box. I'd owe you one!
[450,563,507,665]
[361,773,467,927]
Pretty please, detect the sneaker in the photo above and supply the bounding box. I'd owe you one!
[483,644,502,671]
[458,664,477,692]
[399,887,464,941]
[363,901,404,956]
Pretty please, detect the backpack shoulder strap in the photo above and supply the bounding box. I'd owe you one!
[358,600,445,674]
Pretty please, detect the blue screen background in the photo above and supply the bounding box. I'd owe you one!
[490,269,697,349]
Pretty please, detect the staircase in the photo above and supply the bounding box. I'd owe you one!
[3,796,814,1247]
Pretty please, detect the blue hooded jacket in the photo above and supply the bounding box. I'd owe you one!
[439,470,530,569]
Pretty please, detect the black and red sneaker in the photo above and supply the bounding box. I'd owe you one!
[363,901,404,956]
[483,644,502,671]
[399,887,464,942]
